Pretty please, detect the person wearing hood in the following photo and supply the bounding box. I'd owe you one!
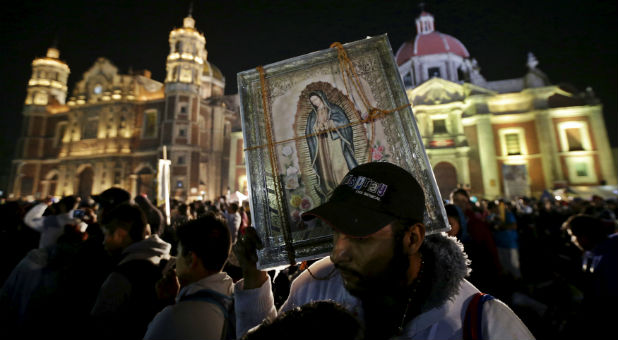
[234,162,534,340]
[91,203,172,339]
[23,195,81,248]
[145,212,235,339]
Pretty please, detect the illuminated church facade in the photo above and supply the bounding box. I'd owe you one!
[396,11,617,199]
[9,13,246,202]
[10,10,616,203]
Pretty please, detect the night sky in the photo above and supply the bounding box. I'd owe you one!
[1,0,616,184]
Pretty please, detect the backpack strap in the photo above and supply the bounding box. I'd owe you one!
[180,289,236,340]
[464,292,495,340]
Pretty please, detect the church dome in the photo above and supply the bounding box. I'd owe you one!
[395,11,469,66]
[203,61,224,82]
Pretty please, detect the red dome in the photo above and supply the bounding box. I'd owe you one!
[395,31,470,66]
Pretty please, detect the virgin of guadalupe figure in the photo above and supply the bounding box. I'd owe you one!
[305,90,358,200]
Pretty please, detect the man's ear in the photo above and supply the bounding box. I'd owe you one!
[404,222,425,255]
[114,227,129,239]
[113,227,132,248]
[189,251,202,269]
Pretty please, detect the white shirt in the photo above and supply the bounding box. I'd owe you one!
[234,257,535,340]
[144,272,235,340]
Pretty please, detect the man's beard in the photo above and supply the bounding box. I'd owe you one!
[341,233,410,300]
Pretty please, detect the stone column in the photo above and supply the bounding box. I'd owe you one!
[456,147,471,187]
[34,162,42,199]
[130,174,138,198]
[589,107,617,184]
[476,115,500,198]
[57,164,67,196]
[451,109,467,146]
[40,180,49,198]
[535,110,563,188]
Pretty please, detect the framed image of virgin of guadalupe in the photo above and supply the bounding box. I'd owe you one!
[238,34,448,270]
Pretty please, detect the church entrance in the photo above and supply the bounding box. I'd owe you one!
[78,167,94,200]
[433,162,458,200]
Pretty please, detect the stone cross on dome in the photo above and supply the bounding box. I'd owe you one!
[527,52,539,69]
[184,2,195,28]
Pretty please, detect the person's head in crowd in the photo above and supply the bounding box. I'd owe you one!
[134,194,164,236]
[56,195,80,214]
[57,222,90,245]
[302,162,428,299]
[101,202,150,257]
[607,198,617,213]
[92,187,131,222]
[175,212,231,287]
[228,202,239,214]
[487,200,498,213]
[195,203,207,218]
[444,204,461,238]
[241,300,364,340]
[541,198,553,212]
[45,195,79,216]
[178,203,190,217]
[449,188,470,212]
[562,214,612,251]
[570,198,589,214]
[591,195,605,206]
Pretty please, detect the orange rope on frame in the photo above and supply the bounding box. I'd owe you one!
[330,41,411,159]
[256,65,296,266]
[244,42,411,155]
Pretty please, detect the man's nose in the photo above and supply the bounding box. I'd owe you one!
[331,234,352,264]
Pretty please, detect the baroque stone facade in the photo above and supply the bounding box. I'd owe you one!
[9,13,245,203]
[396,11,617,199]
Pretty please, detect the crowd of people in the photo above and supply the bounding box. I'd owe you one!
[0,164,615,339]
[0,188,248,339]
[442,189,617,339]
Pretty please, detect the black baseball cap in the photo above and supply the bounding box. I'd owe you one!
[302,162,425,237]
[92,187,131,208]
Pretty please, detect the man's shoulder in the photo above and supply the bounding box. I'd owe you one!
[296,257,336,281]
[116,258,163,273]
[290,257,343,297]
[113,259,166,290]
[146,300,225,340]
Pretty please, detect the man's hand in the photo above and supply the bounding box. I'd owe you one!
[233,226,268,289]
[82,207,97,224]
[156,269,180,304]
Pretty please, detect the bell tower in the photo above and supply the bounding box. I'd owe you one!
[165,8,206,94]
[25,45,70,106]
[161,7,208,200]
[11,45,70,199]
